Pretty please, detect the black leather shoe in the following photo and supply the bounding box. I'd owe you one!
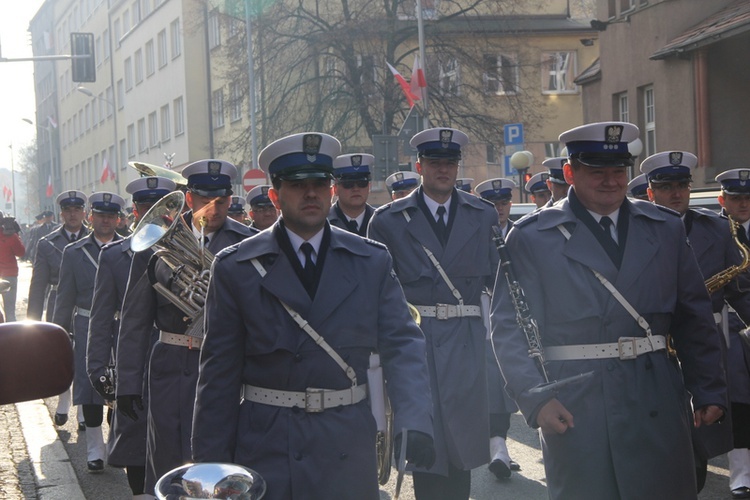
[53,413,68,426]
[87,459,104,473]
[488,459,511,479]
[509,459,521,471]
[78,422,86,432]
[732,486,750,499]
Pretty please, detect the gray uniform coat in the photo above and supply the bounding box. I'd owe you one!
[116,214,254,493]
[192,222,433,500]
[53,232,121,405]
[686,208,750,458]
[368,187,499,475]
[328,202,374,237]
[491,195,727,499]
[27,226,88,321]
[87,237,154,467]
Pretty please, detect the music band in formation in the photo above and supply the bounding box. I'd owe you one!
[24,121,750,499]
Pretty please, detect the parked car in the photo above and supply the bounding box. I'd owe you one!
[689,189,722,212]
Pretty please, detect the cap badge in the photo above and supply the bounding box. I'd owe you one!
[303,134,322,162]
[147,178,158,189]
[492,179,502,190]
[541,173,550,181]
[669,152,683,166]
[68,191,76,198]
[261,186,269,195]
[439,129,453,148]
[741,171,750,183]
[208,161,222,179]
[605,125,623,144]
[395,172,404,181]
[351,155,362,167]
[103,193,112,205]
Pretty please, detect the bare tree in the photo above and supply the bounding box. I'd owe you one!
[208,0,554,157]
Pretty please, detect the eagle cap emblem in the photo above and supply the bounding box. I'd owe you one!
[439,129,453,148]
[605,125,623,144]
[669,152,683,166]
[303,134,322,162]
[207,161,222,178]
[147,178,158,189]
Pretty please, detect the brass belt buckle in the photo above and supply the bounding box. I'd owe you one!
[436,304,449,320]
[305,388,325,413]
[617,337,638,360]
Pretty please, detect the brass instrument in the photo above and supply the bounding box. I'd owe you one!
[705,215,750,294]
[375,302,420,485]
[131,191,212,336]
[129,161,187,187]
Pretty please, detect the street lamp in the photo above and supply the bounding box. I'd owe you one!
[23,118,55,210]
[76,86,121,195]
[510,150,534,203]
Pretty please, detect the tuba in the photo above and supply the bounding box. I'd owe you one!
[131,191,212,336]
[705,215,750,294]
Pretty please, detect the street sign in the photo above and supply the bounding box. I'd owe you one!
[372,135,400,181]
[242,168,266,192]
[503,123,524,176]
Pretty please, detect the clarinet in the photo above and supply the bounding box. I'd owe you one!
[491,226,593,394]
[492,226,549,382]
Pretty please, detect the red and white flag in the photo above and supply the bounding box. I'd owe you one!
[386,62,418,108]
[2,186,9,203]
[46,175,54,197]
[47,115,58,129]
[410,54,427,103]
[100,158,114,183]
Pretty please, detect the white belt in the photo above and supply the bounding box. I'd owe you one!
[49,284,58,291]
[159,331,203,350]
[714,313,722,324]
[76,308,91,317]
[544,335,667,361]
[415,304,481,320]
[243,383,368,413]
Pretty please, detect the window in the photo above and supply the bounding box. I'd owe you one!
[617,92,629,122]
[124,57,133,91]
[123,9,130,34]
[95,36,102,67]
[174,96,185,136]
[545,143,561,158]
[92,98,99,125]
[127,124,135,157]
[114,19,121,46]
[213,89,225,128]
[144,0,152,17]
[119,139,127,171]
[84,104,91,132]
[160,104,171,142]
[132,1,141,25]
[157,29,168,68]
[643,85,656,157]
[486,144,498,164]
[228,17,241,38]
[145,39,155,76]
[149,112,159,147]
[106,87,114,117]
[608,0,616,19]
[323,56,338,95]
[541,51,577,94]
[439,58,460,96]
[208,9,221,49]
[134,49,143,84]
[229,82,242,122]
[138,118,147,152]
[103,28,110,60]
[356,55,377,97]
[483,53,518,95]
[620,0,636,12]
[170,18,181,59]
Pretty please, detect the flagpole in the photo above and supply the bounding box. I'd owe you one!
[245,0,259,175]
[416,0,429,130]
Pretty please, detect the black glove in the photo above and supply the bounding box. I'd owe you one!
[394,430,436,469]
[92,377,115,402]
[116,394,144,421]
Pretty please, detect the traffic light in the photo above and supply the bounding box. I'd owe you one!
[71,33,96,83]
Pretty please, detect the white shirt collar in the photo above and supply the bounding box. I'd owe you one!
[588,208,620,228]
[286,226,325,264]
[423,193,452,221]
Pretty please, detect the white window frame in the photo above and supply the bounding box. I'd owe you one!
[230,82,242,122]
[439,58,460,97]
[138,118,147,152]
[149,111,159,147]
[174,96,185,136]
[124,57,133,91]
[541,51,578,95]
[170,18,182,59]
[208,9,221,49]
[213,89,225,128]
[483,53,518,95]
[157,29,168,68]
[134,48,143,85]
[145,39,155,77]
[618,92,629,122]
[160,104,171,142]
[127,124,135,157]
[644,85,656,157]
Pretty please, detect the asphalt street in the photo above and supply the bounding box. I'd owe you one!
[0,260,738,499]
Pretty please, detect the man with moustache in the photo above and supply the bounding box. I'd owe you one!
[115,160,255,495]
[192,133,434,500]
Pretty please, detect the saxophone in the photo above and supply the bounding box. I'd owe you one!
[705,215,750,294]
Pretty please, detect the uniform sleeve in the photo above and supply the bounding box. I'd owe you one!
[52,247,76,333]
[192,254,244,462]
[115,251,156,397]
[87,248,118,384]
[376,250,433,437]
[27,240,52,320]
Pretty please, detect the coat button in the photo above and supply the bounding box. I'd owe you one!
[294,452,303,461]
[649,410,658,417]
[294,354,302,362]
[339,453,348,460]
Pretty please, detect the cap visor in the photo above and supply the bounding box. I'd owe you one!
[276,169,333,181]
[575,154,634,168]
[189,187,233,197]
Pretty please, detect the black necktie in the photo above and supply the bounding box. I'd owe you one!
[70,232,77,242]
[347,219,359,233]
[599,216,617,247]
[739,224,749,247]
[300,242,316,297]
[435,206,447,244]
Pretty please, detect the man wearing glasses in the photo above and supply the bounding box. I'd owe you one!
[246,184,279,231]
[328,153,375,237]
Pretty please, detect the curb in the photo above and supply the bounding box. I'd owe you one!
[16,400,84,499]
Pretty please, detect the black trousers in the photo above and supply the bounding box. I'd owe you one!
[413,462,471,500]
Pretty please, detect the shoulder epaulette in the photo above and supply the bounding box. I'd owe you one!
[362,237,388,251]
[514,210,540,228]
[215,242,241,260]
[374,202,393,215]
[654,204,680,218]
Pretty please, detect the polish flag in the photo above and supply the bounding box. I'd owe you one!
[100,158,114,183]
[410,54,427,103]
[2,186,8,202]
[46,175,54,197]
[386,62,418,108]
[47,115,58,129]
